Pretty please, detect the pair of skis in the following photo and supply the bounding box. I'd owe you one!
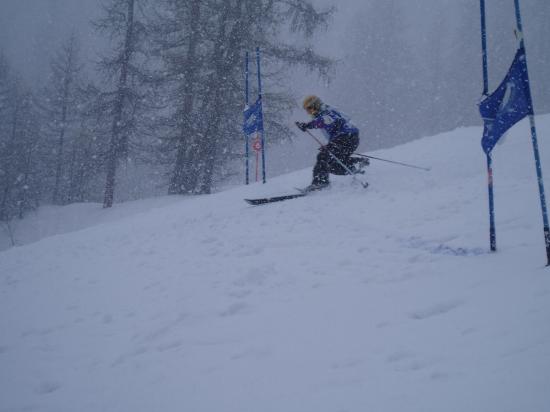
[244,191,309,206]
[244,181,368,206]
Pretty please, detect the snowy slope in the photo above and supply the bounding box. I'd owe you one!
[0,196,187,251]
[1,117,550,412]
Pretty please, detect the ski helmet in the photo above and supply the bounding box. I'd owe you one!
[302,95,322,114]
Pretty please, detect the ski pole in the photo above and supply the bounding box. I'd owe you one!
[352,153,431,172]
[299,125,368,189]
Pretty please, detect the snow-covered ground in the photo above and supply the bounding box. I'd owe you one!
[0,196,185,252]
[1,117,550,412]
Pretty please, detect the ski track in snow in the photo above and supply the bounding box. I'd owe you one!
[1,118,550,412]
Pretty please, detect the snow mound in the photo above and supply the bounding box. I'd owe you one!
[1,117,550,412]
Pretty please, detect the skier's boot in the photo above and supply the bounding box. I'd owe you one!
[350,156,370,174]
[302,181,330,193]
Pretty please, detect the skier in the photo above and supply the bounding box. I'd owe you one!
[295,95,368,192]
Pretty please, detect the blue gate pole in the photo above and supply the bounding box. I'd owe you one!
[487,154,497,251]
[514,0,550,265]
[480,0,496,251]
[480,0,489,96]
[256,47,266,184]
[244,52,250,185]
[514,0,550,266]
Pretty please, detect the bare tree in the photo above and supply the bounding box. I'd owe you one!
[0,77,41,222]
[95,0,149,208]
[39,34,83,204]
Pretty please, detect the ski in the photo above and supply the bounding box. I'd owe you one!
[245,193,307,205]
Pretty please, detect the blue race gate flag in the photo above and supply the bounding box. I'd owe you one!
[243,97,264,135]
[479,47,533,154]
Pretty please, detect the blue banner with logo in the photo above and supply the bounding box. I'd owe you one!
[243,97,264,135]
[479,47,533,154]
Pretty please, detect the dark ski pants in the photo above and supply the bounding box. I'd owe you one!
[312,133,359,185]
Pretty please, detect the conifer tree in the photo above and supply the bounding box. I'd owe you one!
[151,0,334,195]
[39,34,84,204]
[95,0,150,207]
[0,77,41,221]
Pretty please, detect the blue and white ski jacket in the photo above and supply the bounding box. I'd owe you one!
[304,105,359,142]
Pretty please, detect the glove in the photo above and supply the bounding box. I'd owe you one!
[295,121,307,132]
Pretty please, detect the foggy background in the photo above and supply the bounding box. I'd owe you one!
[0,0,548,207]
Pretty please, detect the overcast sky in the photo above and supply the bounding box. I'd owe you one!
[0,0,101,83]
[2,0,382,85]
[0,0,532,89]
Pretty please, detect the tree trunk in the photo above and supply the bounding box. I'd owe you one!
[198,0,245,194]
[0,97,20,220]
[103,0,135,208]
[52,123,66,204]
[19,141,34,219]
[168,0,202,195]
[52,61,72,204]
